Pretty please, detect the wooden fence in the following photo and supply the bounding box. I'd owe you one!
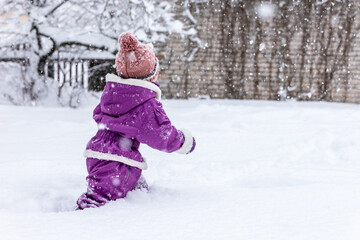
[46,58,116,91]
[0,57,115,91]
[0,58,29,66]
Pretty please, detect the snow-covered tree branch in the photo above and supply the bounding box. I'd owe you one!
[0,0,193,106]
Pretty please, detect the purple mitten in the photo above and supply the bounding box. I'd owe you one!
[187,138,196,154]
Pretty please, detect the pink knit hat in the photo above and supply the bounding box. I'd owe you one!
[116,32,159,82]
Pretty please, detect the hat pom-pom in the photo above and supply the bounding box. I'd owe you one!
[119,32,138,52]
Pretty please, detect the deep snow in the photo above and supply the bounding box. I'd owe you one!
[1,100,360,240]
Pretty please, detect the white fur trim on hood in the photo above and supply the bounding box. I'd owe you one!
[175,129,194,154]
[84,149,148,170]
[106,74,161,100]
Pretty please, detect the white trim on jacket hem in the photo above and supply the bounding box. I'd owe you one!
[84,149,148,170]
[175,129,193,154]
[106,74,161,100]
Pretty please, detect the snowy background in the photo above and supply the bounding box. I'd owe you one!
[2,0,360,105]
[1,99,360,240]
[1,0,360,239]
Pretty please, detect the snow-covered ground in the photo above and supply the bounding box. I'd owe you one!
[1,100,360,240]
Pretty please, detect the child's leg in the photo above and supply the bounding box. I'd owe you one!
[133,174,149,191]
[77,158,142,209]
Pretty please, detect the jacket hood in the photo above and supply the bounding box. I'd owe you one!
[100,74,161,116]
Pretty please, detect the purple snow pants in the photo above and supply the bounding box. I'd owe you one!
[77,157,148,209]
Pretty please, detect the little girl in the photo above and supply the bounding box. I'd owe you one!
[76,32,196,209]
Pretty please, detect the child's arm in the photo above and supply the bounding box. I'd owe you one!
[136,99,195,154]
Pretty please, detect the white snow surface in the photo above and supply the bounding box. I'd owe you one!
[1,100,360,240]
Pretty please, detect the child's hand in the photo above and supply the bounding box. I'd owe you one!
[187,138,196,154]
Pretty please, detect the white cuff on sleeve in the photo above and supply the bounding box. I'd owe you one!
[175,129,193,154]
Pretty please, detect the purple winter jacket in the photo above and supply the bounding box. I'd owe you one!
[83,74,194,170]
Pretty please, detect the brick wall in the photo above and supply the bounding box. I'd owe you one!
[156,0,360,103]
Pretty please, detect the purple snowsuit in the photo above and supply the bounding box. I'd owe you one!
[77,74,195,209]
